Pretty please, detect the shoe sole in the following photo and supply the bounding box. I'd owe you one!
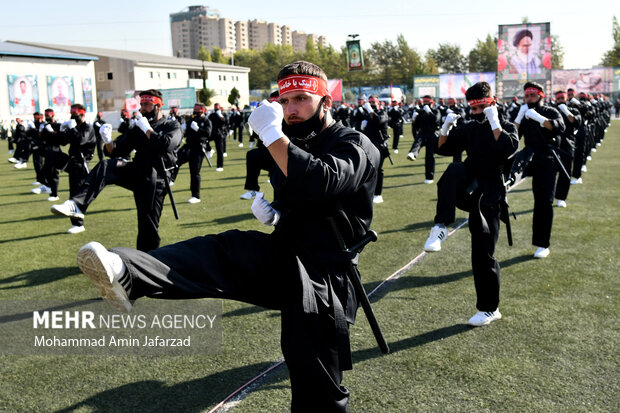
[468,314,501,327]
[77,244,132,313]
[51,205,84,219]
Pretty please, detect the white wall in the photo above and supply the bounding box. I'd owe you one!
[205,69,250,109]
[0,57,97,122]
[133,66,189,91]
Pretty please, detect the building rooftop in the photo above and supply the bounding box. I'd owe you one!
[7,41,249,73]
[0,41,97,61]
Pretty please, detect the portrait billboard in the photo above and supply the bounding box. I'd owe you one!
[497,22,552,99]
[413,75,440,99]
[439,72,496,98]
[346,40,364,72]
[82,77,94,112]
[8,75,39,115]
[613,67,620,93]
[47,76,74,113]
[552,68,613,94]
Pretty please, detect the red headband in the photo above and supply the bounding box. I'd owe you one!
[277,75,329,98]
[141,95,163,106]
[555,91,567,98]
[468,97,495,107]
[193,105,205,112]
[525,87,545,98]
[70,108,86,115]
[44,109,54,115]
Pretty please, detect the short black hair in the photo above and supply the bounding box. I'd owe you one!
[139,89,162,98]
[513,29,533,47]
[269,90,280,99]
[71,103,86,111]
[524,81,544,93]
[465,82,492,101]
[277,61,327,82]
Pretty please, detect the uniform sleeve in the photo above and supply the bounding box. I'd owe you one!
[545,107,565,135]
[200,118,212,141]
[493,121,520,160]
[148,121,183,154]
[108,129,136,157]
[436,123,467,156]
[285,137,379,201]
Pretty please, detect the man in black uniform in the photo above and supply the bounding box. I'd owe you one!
[334,102,352,127]
[388,100,404,154]
[362,96,389,203]
[509,82,565,258]
[170,103,212,203]
[407,95,441,183]
[92,112,106,162]
[46,104,96,233]
[552,90,581,208]
[118,109,131,135]
[424,82,519,325]
[229,106,244,146]
[208,103,227,171]
[51,90,182,249]
[75,62,379,412]
[352,96,368,131]
[11,118,35,169]
[31,109,61,200]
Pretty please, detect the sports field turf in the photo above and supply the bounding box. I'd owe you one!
[0,122,618,412]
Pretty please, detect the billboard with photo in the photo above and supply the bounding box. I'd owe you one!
[47,76,74,113]
[552,68,613,94]
[346,40,364,72]
[8,75,39,115]
[413,75,440,98]
[497,22,552,99]
[613,67,620,93]
[440,72,496,98]
[82,77,94,112]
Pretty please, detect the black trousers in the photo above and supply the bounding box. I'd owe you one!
[14,138,31,162]
[233,124,243,143]
[171,145,204,199]
[32,147,45,183]
[41,148,60,193]
[555,146,574,201]
[571,130,587,179]
[72,159,166,252]
[530,153,557,249]
[434,162,501,311]
[48,152,90,226]
[210,137,225,168]
[409,133,436,180]
[391,123,403,149]
[111,229,350,412]
[244,147,274,191]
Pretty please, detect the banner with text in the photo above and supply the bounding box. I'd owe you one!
[413,75,440,99]
[439,72,496,98]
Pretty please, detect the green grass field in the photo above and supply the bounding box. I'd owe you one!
[0,122,618,412]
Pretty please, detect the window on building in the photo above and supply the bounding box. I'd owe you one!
[149,72,153,79]
[167,72,171,79]
[218,75,221,80]
[107,72,113,80]
[97,72,104,82]
[173,73,177,79]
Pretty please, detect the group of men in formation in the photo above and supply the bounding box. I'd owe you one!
[2,59,614,411]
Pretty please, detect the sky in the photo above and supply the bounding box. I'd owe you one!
[1,0,617,70]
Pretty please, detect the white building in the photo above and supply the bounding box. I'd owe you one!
[8,41,251,112]
[0,41,98,122]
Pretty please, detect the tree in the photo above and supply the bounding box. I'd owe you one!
[228,87,240,106]
[199,88,216,107]
[601,16,620,66]
[211,47,227,64]
[551,35,564,69]
[468,35,497,73]
[428,43,468,73]
[197,45,215,106]
[197,46,211,62]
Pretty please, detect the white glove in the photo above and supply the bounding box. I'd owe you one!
[247,100,284,147]
[67,119,77,130]
[525,109,548,127]
[60,121,69,132]
[483,106,501,130]
[117,119,124,128]
[363,102,373,113]
[558,104,572,118]
[45,124,54,133]
[446,108,454,114]
[440,113,460,136]
[361,120,368,130]
[39,123,45,132]
[251,192,280,226]
[130,119,136,127]
[94,121,101,128]
[216,110,224,118]
[135,114,153,134]
[99,123,113,144]
[514,104,529,124]
[510,102,517,109]
[423,105,432,114]
[181,123,187,132]
[26,120,35,130]
[569,97,581,106]
[411,111,419,121]
[190,121,199,131]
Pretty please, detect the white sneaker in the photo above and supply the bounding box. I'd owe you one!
[77,241,132,313]
[238,143,244,147]
[188,197,201,204]
[249,142,255,149]
[14,162,27,169]
[169,180,175,187]
[596,142,601,147]
[424,225,447,252]
[468,310,501,327]
[393,149,399,154]
[534,247,550,258]
[581,165,588,172]
[591,148,597,153]
[47,196,59,202]
[406,152,417,161]
[31,185,51,195]
[373,195,384,204]
[67,225,85,234]
[51,200,84,219]
[32,181,41,186]
[207,149,215,158]
[8,157,18,163]
[570,177,582,185]
[223,152,228,157]
[586,156,592,161]
[216,167,224,172]
[240,190,257,200]
[8,150,14,155]
[556,200,567,208]
[424,179,434,184]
